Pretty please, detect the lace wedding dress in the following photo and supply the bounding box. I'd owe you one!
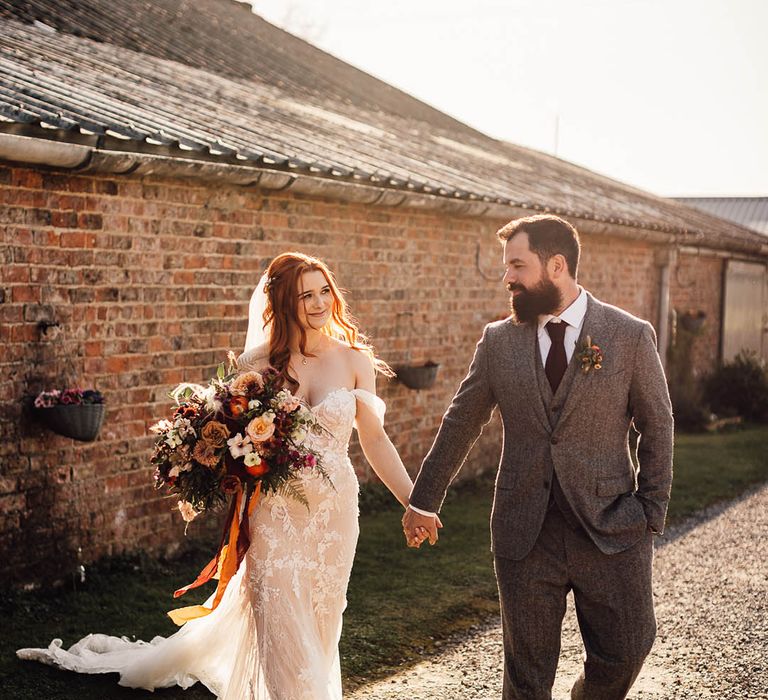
[17,388,384,700]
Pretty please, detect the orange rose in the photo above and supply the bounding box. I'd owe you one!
[228,395,249,417]
[244,452,270,476]
[245,461,270,477]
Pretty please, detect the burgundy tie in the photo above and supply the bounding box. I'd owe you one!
[545,320,568,392]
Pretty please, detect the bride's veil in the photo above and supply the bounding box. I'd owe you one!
[244,272,271,353]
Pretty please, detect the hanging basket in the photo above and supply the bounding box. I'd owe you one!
[394,361,440,391]
[679,310,706,334]
[36,404,106,442]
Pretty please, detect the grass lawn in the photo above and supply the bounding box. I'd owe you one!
[2,425,766,698]
[667,425,768,521]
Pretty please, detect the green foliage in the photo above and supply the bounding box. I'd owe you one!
[703,351,768,423]
[276,478,309,510]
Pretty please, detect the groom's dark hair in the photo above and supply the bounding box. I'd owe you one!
[497,214,581,278]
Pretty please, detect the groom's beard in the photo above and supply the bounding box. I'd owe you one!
[508,276,562,324]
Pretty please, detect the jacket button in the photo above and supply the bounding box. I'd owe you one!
[550,436,558,445]
[551,404,561,412]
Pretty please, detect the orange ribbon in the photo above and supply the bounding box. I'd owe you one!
[167,482,261,626]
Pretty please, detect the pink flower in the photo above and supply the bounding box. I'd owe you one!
[279,396,301,413]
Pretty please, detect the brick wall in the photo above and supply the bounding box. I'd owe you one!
[579,234,660,321]
[0,163,676,585]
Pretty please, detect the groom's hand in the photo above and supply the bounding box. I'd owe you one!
[402,506,443,547]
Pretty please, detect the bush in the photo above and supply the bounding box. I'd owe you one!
[703,351,768,423]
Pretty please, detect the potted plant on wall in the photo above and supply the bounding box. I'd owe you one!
[679,309,706,334]
[34,388,106,441]
[394,360,440,390]
[392,311,440,390]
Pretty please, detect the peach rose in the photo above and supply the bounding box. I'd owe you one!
[245,414,276,442]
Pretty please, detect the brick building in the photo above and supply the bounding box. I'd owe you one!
[1,0,766,585]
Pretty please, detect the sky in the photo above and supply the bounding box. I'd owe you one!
[247,0,767,198]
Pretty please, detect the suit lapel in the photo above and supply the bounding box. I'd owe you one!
[557,293,616,426]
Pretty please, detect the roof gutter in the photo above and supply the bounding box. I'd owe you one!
[2,132,767,257]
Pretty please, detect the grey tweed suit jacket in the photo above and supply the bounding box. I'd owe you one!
[409,292,674,559]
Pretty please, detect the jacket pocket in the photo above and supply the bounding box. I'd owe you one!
[594,367,625,378]
[596,473,635,497]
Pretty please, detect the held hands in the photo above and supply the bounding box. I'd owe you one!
[402,506,443,548]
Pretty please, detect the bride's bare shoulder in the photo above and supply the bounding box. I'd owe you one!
[336,341,375,377]
[236,343,270,371]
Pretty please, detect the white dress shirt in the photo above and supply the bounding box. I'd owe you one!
[409,287,588,519]
[537,286,588,367]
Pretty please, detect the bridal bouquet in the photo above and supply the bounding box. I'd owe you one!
[150,353,327,524]
[150,353,330,625]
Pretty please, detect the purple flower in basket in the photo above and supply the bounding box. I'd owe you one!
[35,388,105,407]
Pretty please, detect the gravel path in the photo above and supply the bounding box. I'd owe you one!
[349,484,768,699]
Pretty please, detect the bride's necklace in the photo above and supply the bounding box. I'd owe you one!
[297,338,325,366]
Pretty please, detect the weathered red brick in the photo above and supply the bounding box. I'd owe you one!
[11,285,40,303]
[51,210,79,229]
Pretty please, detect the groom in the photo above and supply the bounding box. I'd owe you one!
[403,214,673,699]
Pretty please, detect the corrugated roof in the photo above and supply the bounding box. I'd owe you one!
[0,0,766,255]
[675,197,768,236]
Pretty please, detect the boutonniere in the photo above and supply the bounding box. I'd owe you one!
[578,336,603,373]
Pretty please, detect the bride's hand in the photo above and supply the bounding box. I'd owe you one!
[402,507,442,547]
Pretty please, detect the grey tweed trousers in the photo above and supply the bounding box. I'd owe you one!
[494,506,656,700]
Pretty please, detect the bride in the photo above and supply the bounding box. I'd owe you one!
[18,251,435,699]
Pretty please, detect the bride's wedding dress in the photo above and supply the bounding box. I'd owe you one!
[17,388,384,700]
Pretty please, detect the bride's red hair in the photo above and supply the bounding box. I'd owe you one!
[263,252,390,389]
